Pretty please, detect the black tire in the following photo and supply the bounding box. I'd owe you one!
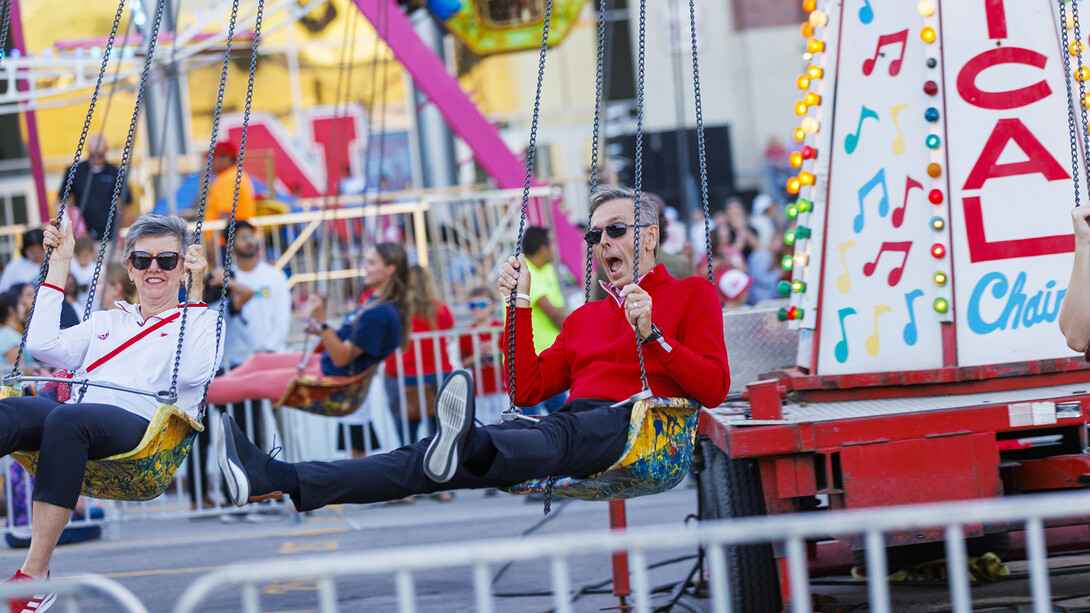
[697,438,783,613]
[852,531,1012,575]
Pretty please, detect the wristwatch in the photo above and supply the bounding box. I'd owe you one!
[319,322,330,332]
[638,324,663,346]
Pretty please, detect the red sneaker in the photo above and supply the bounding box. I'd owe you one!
[4,570,55,613]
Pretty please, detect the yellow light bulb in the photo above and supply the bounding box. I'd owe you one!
[808,65,824,79]
[789,152,803,168]
[794,101,808,116]
[798,171,815,186]
[802,0,816,12]
[801,23,814,38]
[917,0,935,17]
[804,91,822,106]
[920,27,936,43]
[786,177,801,195]
[797,75,810,89]
[808,39,825,54]
[794,127,806,142]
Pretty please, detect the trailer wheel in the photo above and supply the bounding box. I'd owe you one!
[851,531,1011,576]
[698,438,783,613]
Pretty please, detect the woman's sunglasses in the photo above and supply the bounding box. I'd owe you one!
[468,300,491,311]
[130,251,180,271]
[583,223,650,246]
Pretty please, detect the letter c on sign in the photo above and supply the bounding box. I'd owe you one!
[957,47,1051,110]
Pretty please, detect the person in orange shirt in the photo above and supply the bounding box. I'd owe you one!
[204,142,256,264]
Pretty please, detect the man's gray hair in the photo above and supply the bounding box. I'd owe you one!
[588,185,659,229]
[122,214,190,262]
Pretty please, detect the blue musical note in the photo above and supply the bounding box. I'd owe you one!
[859,0,874,24]
[903,289,924,345]
[835,308,857,363]
[844,106,879,154]
[855,168,889,233]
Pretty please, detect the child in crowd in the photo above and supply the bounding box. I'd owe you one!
[69,236,96,309]
[457,286,507,425]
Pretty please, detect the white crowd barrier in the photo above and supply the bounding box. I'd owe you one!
[0,574,147,613]
[171,488,1090,613]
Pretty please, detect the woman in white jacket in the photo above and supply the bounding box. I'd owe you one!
[0,214,222,613]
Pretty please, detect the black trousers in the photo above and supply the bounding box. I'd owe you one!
[294,398,627,511]
[0,396,148,509]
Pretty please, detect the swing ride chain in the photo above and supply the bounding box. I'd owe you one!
[504,0,554,419]
[11,0,130,375]
[584,0,609,304]
[544,477,554,515]
[1060,1,1084,209]
[0,0,12,64]
[199,0,265,416]
[631,0,649,391]
[1070,1,1090,199]
[76,0,168,404]
[171,0,253,402]
[690,0,713,281]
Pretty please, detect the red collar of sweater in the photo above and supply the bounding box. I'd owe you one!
[597,263,667,306]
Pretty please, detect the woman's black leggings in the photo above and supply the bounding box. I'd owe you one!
[0,396,149,509]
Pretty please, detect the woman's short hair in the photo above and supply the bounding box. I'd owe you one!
[122,214,189,263]
[587,185,659,229]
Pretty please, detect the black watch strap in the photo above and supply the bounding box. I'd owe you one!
[639,324,663,346]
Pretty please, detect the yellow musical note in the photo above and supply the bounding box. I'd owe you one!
[837,241,858,293]
[890,103,908,155]
[865,304,892,356]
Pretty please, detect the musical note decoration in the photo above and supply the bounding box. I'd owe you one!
[837,241,858,293]
[844,105,880,154]
[892,176,923,228]
[902,289,924,345]
[862,241,912,286]
[889,103,909,155]
[855,168,889,232]
[862,29,909,77]
[865,304,892,356]
[835,307,857,363]
[859,0,874,24]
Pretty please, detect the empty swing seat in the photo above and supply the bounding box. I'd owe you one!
[505,396,700,500]
[276,367,377,418]
[3,386,204,502]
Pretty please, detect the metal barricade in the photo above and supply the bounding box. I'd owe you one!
[174,489,1090,613]
[0,574,148,613]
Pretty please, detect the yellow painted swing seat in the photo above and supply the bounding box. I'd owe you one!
[504,396,701,501]
[1,386,204,502]
[276,367,376,418]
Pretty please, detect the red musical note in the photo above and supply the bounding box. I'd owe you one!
[862,29,909,77]
[862,241,912,286]
[891,176,922,228]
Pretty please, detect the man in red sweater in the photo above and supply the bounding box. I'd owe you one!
[217,185,730,509]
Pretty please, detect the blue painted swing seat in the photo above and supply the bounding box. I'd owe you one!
[504,396,700,501]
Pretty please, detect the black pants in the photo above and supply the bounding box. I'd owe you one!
[0,396,148,509]
[293,398,627,511]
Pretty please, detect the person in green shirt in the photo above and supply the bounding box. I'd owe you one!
[521,226,569,413]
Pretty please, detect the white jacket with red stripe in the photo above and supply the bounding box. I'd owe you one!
[26,286,224,421]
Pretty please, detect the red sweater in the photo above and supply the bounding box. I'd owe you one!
[507,264,730,408]
[385,301,456,377]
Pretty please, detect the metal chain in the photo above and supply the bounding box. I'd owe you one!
[74,0,168,404]
[583,0,609,304]
[631,0,649,391]
[196,0,265,417]
[11,0,130,375]
[690,0,713,281]
[504,0,554,418]
[1072,1,1090,198]
[169,0,244,401]
[1061,1,1084,209]
[543,477,554,515]
[0,0,12,64]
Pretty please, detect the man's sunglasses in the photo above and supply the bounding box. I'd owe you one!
[468,300,491,311]
[130,251,180,271]
[584,223,651,246]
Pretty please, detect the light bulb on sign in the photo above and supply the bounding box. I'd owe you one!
[808,11,827,27]
[789,152,803,168]
[931,243,946,259]
[797,75,810,90]
[933,298,949,314]
[795,101,809,116]
[798,171,815,186]
[807,66,824,79]
[786,177,801,195]
[794,253,809,266]
[801,117,820,133]
[794,127,806,142]
[807,39,825,54]
[804,91,822,106]
[930,216,945,231]
[917,0,935,16]
[920,27,936,43]
[933,272,947,286]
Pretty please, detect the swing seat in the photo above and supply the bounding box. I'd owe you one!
[504,396,700,501]
[276,367,376,418]
[2,386,204,502]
